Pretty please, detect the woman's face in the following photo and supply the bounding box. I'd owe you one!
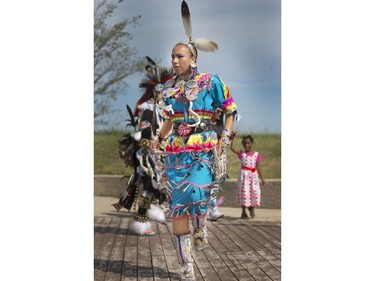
[171,44,195,75]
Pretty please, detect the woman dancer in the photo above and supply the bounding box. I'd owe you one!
[154,2,238,279]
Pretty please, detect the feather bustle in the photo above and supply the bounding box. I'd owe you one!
[135,60,174,117]
[126,104,136,127]
[145,56,161,83]
[146,56,158,68]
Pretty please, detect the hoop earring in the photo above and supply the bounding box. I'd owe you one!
[190,62,197,78]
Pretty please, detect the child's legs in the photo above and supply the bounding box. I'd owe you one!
[248,206,255,218]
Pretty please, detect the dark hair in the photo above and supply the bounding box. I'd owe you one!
[242,135,255,144]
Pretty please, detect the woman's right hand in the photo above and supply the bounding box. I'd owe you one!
[150,139,160,154]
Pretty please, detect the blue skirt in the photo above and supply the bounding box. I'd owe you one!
[165,150,213,217]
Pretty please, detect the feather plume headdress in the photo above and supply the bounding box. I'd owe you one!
[180,0,218,59]
[134,56,174,117]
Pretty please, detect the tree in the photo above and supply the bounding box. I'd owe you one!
[94,0,144,127]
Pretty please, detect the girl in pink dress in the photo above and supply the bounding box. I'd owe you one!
[230,133,265,219]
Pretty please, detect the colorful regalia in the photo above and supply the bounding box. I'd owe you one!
[160,73,237,218]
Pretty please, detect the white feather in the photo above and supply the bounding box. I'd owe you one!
[181,0,192,40]
[131,131,142,141]
[147,204,167,224]
[129,219,152,235]
[193,37,219,52]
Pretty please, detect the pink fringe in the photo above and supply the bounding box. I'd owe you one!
[168,210,209,219]
[216,196,225,206]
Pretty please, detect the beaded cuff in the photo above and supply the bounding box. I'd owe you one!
[220,128,231,146]
[134,214,148,222]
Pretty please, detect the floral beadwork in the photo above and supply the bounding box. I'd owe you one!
[177,122,192,136]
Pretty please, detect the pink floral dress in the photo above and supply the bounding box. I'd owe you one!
[236,150,262,207]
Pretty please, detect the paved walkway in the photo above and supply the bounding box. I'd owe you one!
[94,196,281,281]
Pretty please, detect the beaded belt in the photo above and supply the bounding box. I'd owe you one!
[241,166,256,172]
[172,121,212,136]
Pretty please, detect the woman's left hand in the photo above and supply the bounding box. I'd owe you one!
[217,138,224,156]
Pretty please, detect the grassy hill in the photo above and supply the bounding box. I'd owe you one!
[94,131,281,179]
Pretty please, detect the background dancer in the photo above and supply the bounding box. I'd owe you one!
[113,59,174,235]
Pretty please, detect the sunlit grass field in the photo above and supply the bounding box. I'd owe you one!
[94,131,281,179]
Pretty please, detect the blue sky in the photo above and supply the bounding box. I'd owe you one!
[108,0,281,133]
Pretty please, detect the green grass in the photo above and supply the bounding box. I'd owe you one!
[94,131,129,175]
[94,131,281,179]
